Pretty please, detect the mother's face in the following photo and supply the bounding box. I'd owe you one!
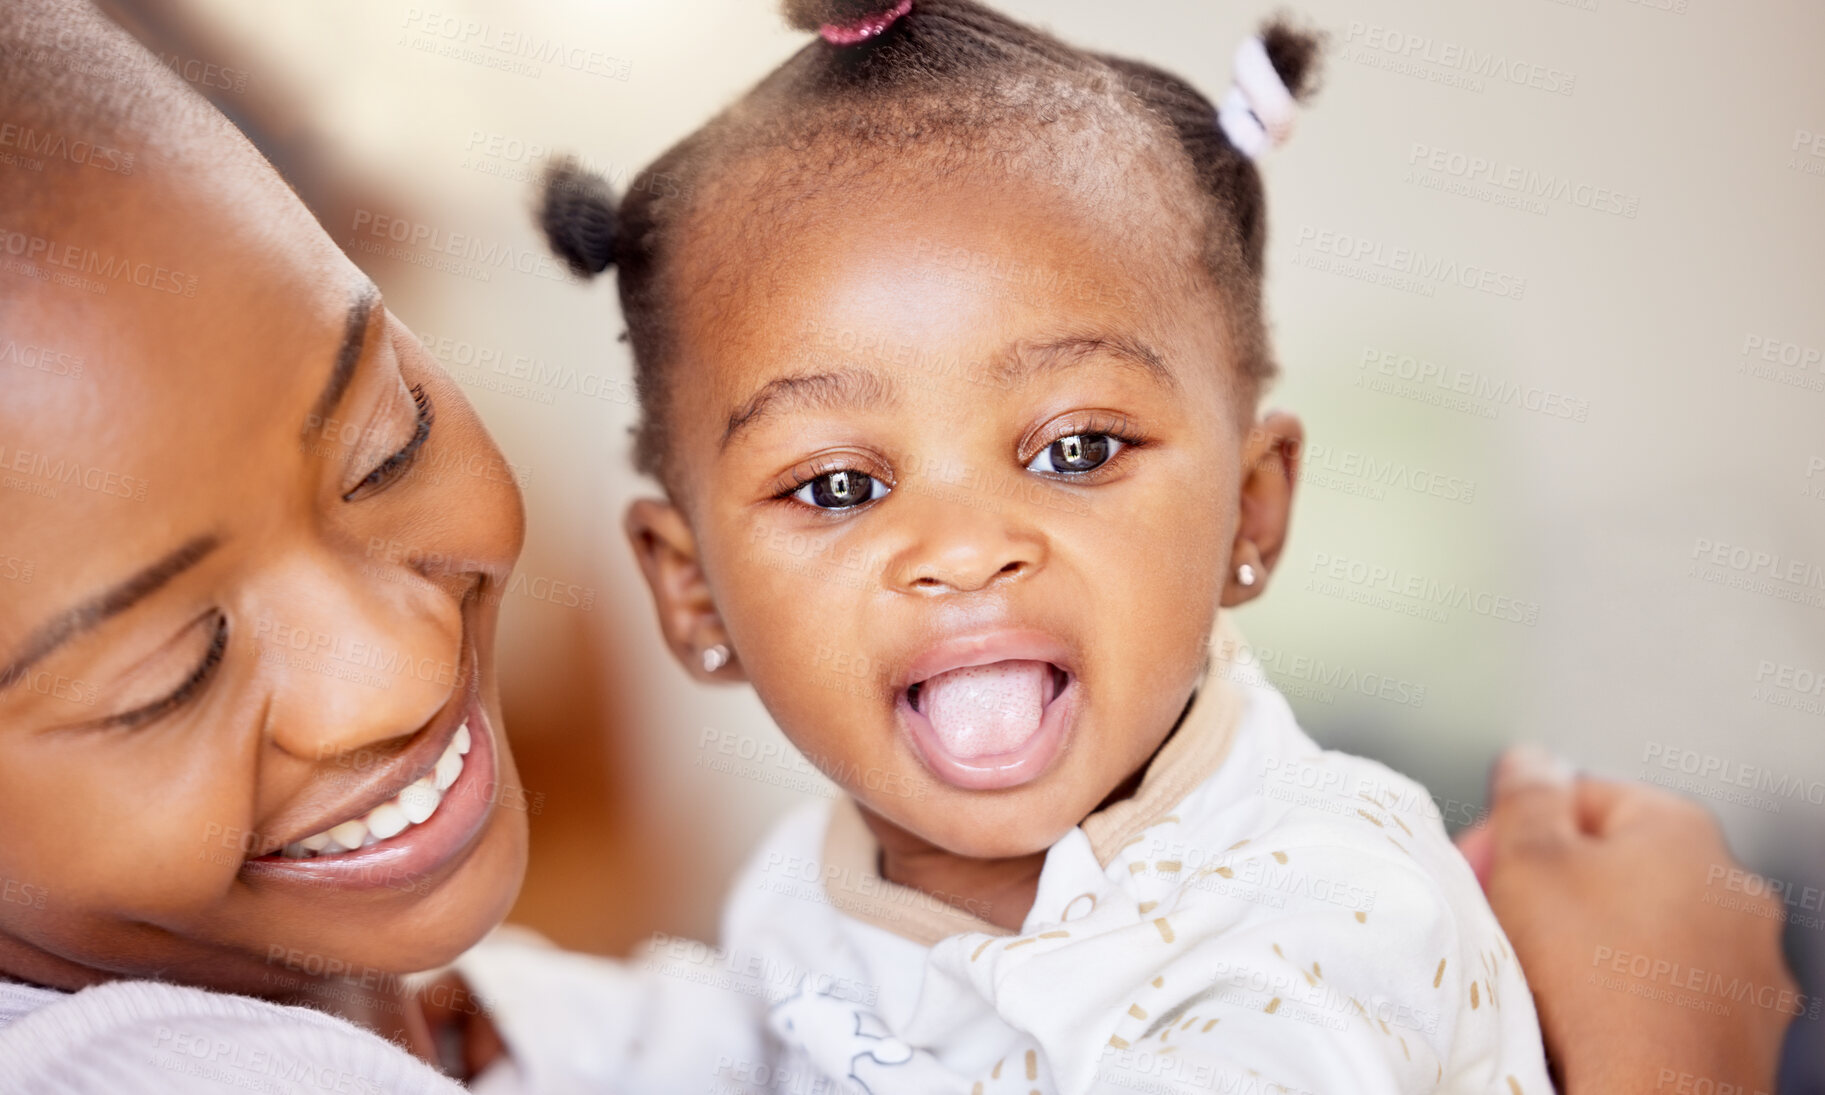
[0,89,527,991]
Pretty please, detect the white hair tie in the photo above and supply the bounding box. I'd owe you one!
[1217,35,1297,159]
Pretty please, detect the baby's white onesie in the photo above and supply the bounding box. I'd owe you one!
[697,618,1556,1095]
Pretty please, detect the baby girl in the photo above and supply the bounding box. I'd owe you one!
[534,1,1554,1091]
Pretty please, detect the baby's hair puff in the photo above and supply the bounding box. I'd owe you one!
[537,0,1324,489]
[539,157,619,277]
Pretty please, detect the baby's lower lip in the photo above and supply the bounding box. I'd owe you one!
[896,665,1079,791]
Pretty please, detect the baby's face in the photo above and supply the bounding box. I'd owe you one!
[645,166,1292,858]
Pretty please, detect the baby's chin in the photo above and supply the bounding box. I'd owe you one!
[858,779,1097,863]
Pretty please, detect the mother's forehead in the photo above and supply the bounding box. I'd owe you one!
[3,0,364,426]
[3,143,371,435]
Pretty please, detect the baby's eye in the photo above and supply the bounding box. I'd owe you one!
[791,469,889,510]
[1027,433,1124,475]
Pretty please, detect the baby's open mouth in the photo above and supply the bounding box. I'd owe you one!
[277,721,471,859]
[892,628,1082,791]
[906,660,1069,761]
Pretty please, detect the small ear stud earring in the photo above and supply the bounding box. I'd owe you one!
[1236,563,1258,588]
[701,644,731,674]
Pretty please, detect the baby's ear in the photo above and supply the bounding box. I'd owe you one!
[624,498,743,682]
[1223,410,1303,606]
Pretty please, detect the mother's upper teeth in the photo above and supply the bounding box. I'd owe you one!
[280,720,471,859]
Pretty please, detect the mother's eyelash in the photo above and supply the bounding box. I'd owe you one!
[343,383,435,502]
[111,611,228,730]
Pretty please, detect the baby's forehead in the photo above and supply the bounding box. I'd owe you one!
[660,165,1231,459]
[669,133,1216,351]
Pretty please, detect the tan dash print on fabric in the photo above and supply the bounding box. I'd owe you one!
[1129,1004,1148,1020]
[972,939,994,962]
[1227,839,1251,851]
[1154,918,1176,943]
[1157,860,1183,873]
[1108,1035,1129,1050]
[1355,809,1384,827]
[1151,975,1165,988]
[1507,1077,1523,1095]
[1312,961,1322,978]
[1202,1018,1219,1033]
[1471,981,1481,1009]
[1400,1036,1410,1061]
[1271,851,1288,864]
[1434,958,1446,988]
[1026,1050,1037,1081]
[1386,836,1409,856]
[1354,911,1367,923]
[993,1058,1003,1080]
[1138,900,1159,914]
[1006,937,1038,951]
[1391,814,1413,836]
[1264,997,1281,1014]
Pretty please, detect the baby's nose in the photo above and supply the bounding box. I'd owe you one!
[881,490,1046,595]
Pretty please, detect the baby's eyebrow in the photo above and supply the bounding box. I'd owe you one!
[721,366,898,452]
[717,333,1176,453]
[994,335,1179,393]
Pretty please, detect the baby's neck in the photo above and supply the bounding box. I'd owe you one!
[866,818,1048,933]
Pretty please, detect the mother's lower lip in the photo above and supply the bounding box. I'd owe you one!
[240,687,500,895]
[896,673,1079,791]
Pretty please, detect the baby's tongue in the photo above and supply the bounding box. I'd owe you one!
[917,659,1048,760]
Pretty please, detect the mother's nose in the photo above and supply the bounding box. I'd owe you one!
[248,548,465,760]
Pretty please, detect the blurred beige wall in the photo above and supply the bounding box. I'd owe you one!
[106,0,1825,1072]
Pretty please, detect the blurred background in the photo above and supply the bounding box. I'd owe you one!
[93,0,1824,1081]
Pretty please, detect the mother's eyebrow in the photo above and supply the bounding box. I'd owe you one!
[303,283,381,438]
[0,534,221,694]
